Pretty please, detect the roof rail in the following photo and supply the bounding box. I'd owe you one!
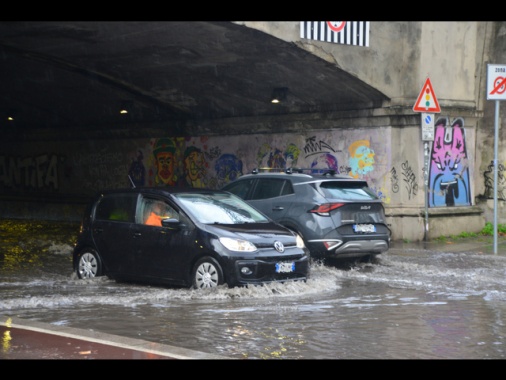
[250,167,339,176]
[251,167,286,174]
[288,167,338,176]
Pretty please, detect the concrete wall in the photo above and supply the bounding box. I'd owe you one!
[475,22,506,225]
[0,111,485,240]
[2,21,505,241]
[239,22,487,106]
[239,21,505,233]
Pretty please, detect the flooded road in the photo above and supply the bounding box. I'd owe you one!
[1,218,506,359]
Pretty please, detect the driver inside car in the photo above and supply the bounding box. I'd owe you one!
[145,202,170,226]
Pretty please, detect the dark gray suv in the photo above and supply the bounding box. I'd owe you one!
[222,168,391,261]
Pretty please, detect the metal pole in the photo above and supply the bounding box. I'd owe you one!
[424,141,429,241]
[493,100,500,254]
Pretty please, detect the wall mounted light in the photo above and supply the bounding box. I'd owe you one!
[6,108,17,122]
[120,100,132,114]
[271,87,288,104]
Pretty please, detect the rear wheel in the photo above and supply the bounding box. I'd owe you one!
[77,249,103,279]
[192,257,224,289]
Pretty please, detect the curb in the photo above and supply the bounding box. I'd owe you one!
[0,314,232,360]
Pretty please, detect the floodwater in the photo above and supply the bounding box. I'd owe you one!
[1,218,506,359]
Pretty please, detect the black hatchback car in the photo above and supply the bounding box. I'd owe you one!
[222,168,391,261]
[73,187,309,289]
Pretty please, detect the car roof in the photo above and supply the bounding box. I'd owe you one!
[231,168,368,184]
[96,187,230,198]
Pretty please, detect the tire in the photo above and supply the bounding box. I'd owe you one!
[192,257,224,289]
[76,249,103,279]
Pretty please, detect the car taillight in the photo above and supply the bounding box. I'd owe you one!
[323,240,342,250]
[309,203,345,216]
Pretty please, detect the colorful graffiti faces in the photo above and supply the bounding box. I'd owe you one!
[428,117,471,207]
[348,140,375,178]
[153,138,178,186]
[184,146,207,188]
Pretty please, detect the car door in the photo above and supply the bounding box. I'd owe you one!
[246,178,293,222]
[91,192,139,276]
[131,195,195,284]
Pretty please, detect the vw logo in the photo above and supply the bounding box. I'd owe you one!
[274,241,285,253]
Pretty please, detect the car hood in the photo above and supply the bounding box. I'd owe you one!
[203,222,296,244]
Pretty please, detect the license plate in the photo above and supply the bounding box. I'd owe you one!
[276,262,295,273]
[353,224,376,233]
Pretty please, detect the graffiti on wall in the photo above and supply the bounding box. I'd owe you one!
[257,141,306,170]
[401,160,418,200]
[148,138,184,187]
[214,153,243,188]
[0,128,416,210]
[128,150,145,187]
[303,136,337,156]
[428,117,471,207]
[254,136,342,174]
[483,161,506,200]
[136,134,389,201]
[387,161,418,200]
[0,153,61,190]
[348,139,375,178]
[303,136,343,173]
[136,135,383,193]
[72,149,130,192]
[183,146,207,188]
[390,167,400,194]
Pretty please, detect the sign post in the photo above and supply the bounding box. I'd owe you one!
[413,77,440,241]
[487,64,506,254]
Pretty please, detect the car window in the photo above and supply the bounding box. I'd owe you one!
[223,178,255,199]
[319,181,379,201]
[250,178,292,200]
[94,193,137,222]
[140,197,178,227]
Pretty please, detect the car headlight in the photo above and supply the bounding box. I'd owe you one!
[219,237,257,252]
[295,234,305,249]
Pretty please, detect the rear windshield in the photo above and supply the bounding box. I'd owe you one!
[319,181,379,201]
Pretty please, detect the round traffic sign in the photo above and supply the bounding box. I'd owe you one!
[327,22,346,33]
[494,76,506,94]
[487,64,506,100]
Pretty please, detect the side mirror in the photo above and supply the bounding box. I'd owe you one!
[161,218,185,230]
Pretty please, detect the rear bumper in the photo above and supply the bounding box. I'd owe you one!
[334,239,389,253]
[307,238,389,259]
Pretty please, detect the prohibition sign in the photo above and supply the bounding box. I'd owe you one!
[327,22,346,33]
[487,64,506,100]
[491,76,506,95]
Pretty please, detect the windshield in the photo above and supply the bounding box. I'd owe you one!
[174,192,269,224]
[319,181,380,201]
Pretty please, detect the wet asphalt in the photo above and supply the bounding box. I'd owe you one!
[1,234,505,360]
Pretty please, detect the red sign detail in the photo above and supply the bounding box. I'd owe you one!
[491,76,506,95]
[413,77,441,113]
[327,22,346,33]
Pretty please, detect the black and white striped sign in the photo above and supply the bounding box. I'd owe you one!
[300,21,370,47]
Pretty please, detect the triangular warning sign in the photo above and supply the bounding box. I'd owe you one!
[413,77,441,113]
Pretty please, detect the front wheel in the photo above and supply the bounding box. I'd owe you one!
[192,257,224,289]
[76,249,103,279]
